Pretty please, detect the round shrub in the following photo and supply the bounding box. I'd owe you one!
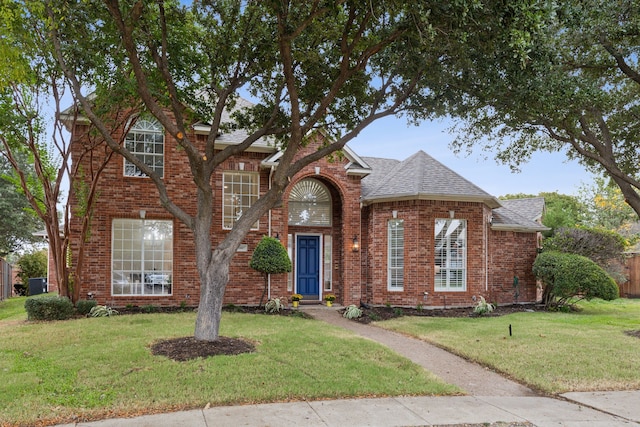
[24,296,75,321]
[533,251,619,308]
[249,236,292,275]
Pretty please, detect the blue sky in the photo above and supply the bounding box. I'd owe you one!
[348,116,593,198]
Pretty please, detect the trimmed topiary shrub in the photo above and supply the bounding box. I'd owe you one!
[76,299,98,316]
[533,251,619,309]
[24,296,75,321]
[250,236,292,307]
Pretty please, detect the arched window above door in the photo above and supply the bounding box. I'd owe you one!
[288,178,332,226]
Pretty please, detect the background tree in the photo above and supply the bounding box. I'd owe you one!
[15,249,48,289]
[578,175,638,231]
[0,154,42,256]
[448,0,640,219]
[249,236,292,307]
[501,192,586,236]
[0,2,123,303]
[37,0,536,341]
[544,227,628,283]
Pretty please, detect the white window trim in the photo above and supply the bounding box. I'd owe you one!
[222,171,260,230]
[111,219,173,296]
[123,117,164,178]
[434,218,467,292]
[387,219,404,291]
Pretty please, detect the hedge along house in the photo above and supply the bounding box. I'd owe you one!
[67,99,547,309]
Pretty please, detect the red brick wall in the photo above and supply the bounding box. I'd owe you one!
[70,123,363,307]
[362,199,539,308]
[69,116,537,309]
[486,230,539,305]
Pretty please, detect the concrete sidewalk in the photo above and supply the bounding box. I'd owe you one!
[56,306,640,427]
[63,393,640,426]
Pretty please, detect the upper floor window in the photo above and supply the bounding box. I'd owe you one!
[223,172,259,230]
[434,218,467,291]
[388,219,404,291]
[288,178,332,226]
[124,117,164,177]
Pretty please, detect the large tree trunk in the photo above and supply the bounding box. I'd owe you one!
[194,250,231,341]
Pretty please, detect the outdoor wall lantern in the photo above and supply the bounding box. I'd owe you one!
[352,235,360,252]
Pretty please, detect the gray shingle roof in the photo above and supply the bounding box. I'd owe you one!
[499,198,546,223]
[192,97,274,151]
[491,206,549,232]
[360,151,549,232]
[361,151,501,208]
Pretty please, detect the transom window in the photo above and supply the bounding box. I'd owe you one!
[223,172,259,230]
[112,219,173,296]
[124,117,164,177]
[435,218,467,291]
[288,178,332,226]
[388,219,404,291]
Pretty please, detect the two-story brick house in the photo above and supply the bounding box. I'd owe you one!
[68,100,547,309]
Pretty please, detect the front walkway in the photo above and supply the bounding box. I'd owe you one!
[305,305,535,396]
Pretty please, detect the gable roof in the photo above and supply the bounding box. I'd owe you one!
[260,130,372,176]
[499,197,546,223]
[361,150,502,208]
[491,206,549,232]
[191,97,274,152]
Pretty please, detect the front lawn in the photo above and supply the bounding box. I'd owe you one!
[0,298,458,426]
[377,298,640,394]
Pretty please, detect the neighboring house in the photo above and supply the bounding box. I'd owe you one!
[67,101,548,308]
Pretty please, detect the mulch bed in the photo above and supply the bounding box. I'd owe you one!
[352,303,544,324]
[151,336,255,361]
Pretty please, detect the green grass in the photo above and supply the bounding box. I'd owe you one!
[0,301,458,426]
[378,298,640,394]
[0,296,28,321]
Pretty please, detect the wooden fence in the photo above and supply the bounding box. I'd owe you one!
[0,257,13,301]
[622,253,640,298]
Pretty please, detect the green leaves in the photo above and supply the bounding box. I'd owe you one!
[533,251,619,308]
[249,236,292,275]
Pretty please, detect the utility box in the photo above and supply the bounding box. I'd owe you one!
[28,277,48,296]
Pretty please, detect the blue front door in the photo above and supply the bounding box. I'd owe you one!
[297,235,320,299]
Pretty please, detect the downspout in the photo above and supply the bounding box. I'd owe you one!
[485,213,490,292]
[267,165,275,300]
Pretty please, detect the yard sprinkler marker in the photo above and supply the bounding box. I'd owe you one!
[509,324,512,337]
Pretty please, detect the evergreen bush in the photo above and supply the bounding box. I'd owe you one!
[250,236,292,306]
[24,296,75,321]
[533,251,619,308]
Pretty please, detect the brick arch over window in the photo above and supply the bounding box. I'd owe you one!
[288,178,332,226]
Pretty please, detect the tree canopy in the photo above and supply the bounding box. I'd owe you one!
[0,155,42,256]
[4,0,561,341]
[448,0,640,218]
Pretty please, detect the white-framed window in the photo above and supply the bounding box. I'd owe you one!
[388,219,404,291]
[111,219,173,296]
[287,234,293,292]
[434,218,467,291]
[124,117,164,177]
[288,178,332,226]
[223,172,259,230]
[324,234,332,291]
